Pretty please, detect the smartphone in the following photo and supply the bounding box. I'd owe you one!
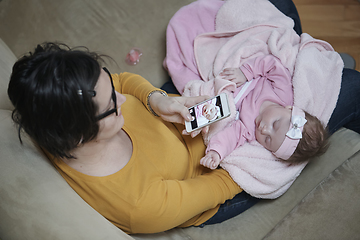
[185,93,231,133]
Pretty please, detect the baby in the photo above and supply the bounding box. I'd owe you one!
[200,55,328,170]
[202,102,220,121]
[196,98,220,121]
[190,98,221,128]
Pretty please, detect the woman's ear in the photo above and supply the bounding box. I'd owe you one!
[285,105,293,110]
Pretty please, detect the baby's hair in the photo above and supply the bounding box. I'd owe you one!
[288,111,329,163]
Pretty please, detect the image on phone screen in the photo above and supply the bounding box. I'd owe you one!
[186,93,230,132]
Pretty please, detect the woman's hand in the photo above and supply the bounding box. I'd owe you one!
[149,92,209,124]
[200,150,221,170]
[219,68,247,87]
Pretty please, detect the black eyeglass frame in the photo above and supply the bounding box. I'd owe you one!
[95,67,118,121]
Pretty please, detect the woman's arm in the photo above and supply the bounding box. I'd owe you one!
[149,92,208,124]
[112,72,163,107]
[112,72,208,124]
[130,168,241,233]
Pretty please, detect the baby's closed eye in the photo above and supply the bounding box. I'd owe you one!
[273,120,280,130]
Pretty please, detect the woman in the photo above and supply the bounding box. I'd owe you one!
[8,42,257,234]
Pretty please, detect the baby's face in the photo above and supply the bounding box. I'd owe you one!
[202,103,217,120]
[255,104,292,152]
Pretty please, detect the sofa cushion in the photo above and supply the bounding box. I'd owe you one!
[264,151,360,240]
[0,110,132,240]
[0,38,16,111]
[0,0,195,89]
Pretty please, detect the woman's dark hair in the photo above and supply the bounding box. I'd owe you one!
[8,42,108,158]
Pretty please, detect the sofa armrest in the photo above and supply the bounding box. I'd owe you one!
[0,38,16,111]
[0,110,133,240]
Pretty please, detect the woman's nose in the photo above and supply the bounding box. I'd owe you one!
[116,91,126,106]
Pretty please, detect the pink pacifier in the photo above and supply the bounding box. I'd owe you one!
[125,48,142,65]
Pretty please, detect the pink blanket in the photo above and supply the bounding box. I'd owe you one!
[165,0,343,198]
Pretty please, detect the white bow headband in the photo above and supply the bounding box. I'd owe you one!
[273,106,307,160]
[286,114,307,139]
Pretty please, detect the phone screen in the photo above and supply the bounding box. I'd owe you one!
[186,93,230,132]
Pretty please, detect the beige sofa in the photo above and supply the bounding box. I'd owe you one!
[1,1,360,239]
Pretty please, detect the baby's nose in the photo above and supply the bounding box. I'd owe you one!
[260,124,270,134]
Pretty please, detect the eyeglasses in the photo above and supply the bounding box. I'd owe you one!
[95,67,118,121]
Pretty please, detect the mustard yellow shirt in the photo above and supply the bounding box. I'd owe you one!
[50,72,242,234]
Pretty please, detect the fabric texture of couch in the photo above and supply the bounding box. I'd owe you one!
[1,1,360,239]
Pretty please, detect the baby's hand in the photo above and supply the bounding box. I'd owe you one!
[219,68,247,87]
[200,151,221,170]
